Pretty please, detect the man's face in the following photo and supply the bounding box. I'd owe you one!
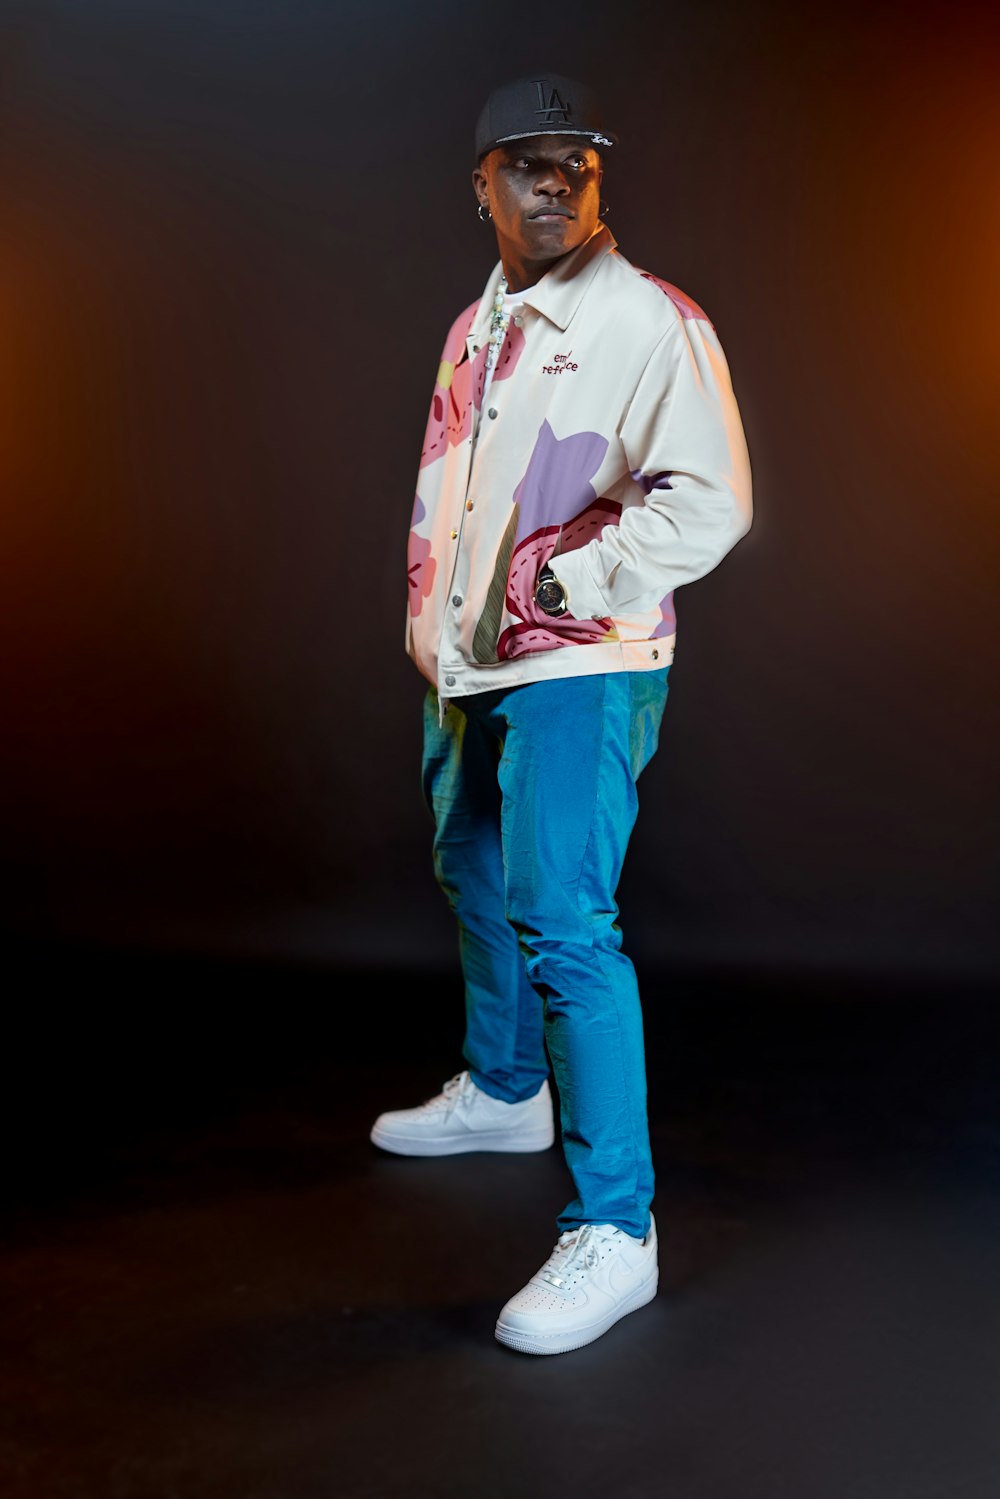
[472,135,603,274]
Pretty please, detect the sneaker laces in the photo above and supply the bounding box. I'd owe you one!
[540,1224,615,1289]
[416,1072,473,1115]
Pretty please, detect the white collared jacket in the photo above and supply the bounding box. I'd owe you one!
[406,224,752,704]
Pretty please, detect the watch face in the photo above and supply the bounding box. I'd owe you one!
[536,579,566,614]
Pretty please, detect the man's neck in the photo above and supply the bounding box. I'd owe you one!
[498,225,602,292]
[503,257,551,292]
[500,249,567,293]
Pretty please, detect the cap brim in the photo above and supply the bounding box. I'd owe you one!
[479,127,618,159]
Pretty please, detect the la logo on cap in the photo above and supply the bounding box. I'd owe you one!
[534,80,571,125]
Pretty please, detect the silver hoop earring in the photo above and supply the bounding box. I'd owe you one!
[599,199,610,219]
[478,202,492,223]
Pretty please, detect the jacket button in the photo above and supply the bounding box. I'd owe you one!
[513,315,523,327]
[472,344,480,352]
[450,529,458,539]
[445,675,456,687]
[466,500,474,511]
[652,649,659,660]
[488,407,498,420]
[452,594,463,607]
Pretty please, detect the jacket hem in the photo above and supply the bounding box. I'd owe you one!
[417,635,675,701]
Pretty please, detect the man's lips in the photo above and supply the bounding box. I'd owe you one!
[528,205,574,220]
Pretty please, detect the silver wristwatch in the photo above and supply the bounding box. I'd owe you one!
[534,565,568,617]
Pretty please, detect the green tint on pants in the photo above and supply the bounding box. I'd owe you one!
[421,668,670,1239]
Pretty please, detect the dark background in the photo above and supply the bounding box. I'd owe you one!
[3,9,1000,1498]
[2,0,998,983]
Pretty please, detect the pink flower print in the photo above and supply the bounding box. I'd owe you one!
[419,345,489,469]
[498,502,621,661]
[490,322,526,384]
[637,271,713,327]
[407,496,436,618]
[419,308,527,470]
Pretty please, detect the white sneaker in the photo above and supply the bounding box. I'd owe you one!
[494,1215,659,1355]
[369,1071,555,1156]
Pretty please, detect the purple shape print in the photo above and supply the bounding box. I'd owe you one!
[483,422,619,661]
[630,467,674,495]
[652,592,676,638]
[628,470,675,636]
[512,419,609,543]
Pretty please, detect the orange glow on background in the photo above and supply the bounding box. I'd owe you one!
[1,2,998,977]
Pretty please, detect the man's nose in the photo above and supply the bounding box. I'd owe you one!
[534,164,570,194]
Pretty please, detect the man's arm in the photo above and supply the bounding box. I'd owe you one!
[547,313,753,619]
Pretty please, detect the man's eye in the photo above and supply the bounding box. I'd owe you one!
[510,154,588,170]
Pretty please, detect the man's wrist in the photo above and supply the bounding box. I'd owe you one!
[534,564,569,617]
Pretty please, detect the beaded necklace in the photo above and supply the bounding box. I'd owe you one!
[486,275,510,367]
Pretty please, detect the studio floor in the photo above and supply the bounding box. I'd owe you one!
[2,940,999,1499]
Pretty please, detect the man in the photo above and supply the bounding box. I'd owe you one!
[371,72,752,1356]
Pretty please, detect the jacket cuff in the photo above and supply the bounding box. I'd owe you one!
[547,551,609,620]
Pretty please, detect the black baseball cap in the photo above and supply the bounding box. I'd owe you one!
[475,73,618,162]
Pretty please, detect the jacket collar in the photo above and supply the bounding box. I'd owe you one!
[469,223,618,341]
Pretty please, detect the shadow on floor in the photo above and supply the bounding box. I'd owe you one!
[2,936,999,1499]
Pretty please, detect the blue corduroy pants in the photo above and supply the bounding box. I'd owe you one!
[421,667,670,1239]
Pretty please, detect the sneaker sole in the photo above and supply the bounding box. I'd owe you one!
[369,1124,555,1156]
[494,1270,658,1355]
